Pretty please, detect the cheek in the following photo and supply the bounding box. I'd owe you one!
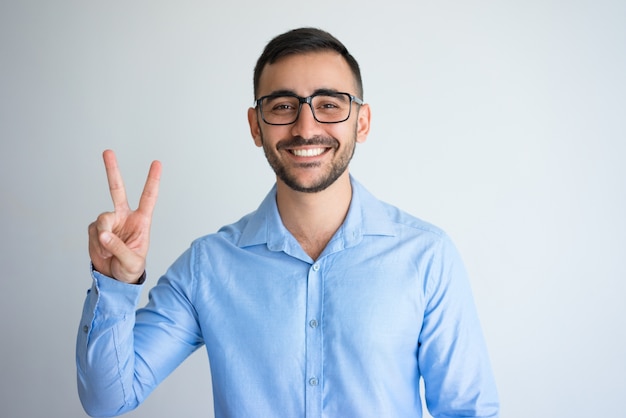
[256,125,288,149]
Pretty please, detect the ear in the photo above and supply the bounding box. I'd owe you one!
[355,103,371,144]
[248,107,263,147]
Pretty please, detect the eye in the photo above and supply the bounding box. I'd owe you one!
[265,97,298,113]
[273,103,295,111]
[319,101,340,109]
[314,95,346,113]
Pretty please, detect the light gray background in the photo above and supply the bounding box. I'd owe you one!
[1,1,624,417]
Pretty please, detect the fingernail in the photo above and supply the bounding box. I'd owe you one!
[100,232,112,244]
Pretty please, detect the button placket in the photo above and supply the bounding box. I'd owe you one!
[305,261,323,416]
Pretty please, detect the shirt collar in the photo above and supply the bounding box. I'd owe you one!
[237,176,396,254]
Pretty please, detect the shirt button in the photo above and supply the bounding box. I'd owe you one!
[312,263,320,272]
[309,319,318,328]
[309,377,319,386]
[83,325,89,333]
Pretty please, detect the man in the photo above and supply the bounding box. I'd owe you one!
[77,27,499,417]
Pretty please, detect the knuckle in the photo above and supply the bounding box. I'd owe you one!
[95,212,114,230]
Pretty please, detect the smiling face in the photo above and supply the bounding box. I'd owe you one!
[248,51,370,193]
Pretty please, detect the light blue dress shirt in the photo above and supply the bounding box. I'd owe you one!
[77,177,499,418]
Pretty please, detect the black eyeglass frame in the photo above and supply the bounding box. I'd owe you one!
[255,92,364,126]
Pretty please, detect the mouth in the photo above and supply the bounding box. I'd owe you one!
[278,136,338,160]
[289,147,328,157]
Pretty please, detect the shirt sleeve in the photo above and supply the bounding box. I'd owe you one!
[418,236,500,418]
[76,249,203,417]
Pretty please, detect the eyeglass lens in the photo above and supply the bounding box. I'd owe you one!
[261,93,353,125]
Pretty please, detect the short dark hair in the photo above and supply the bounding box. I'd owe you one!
[253,27,363,99]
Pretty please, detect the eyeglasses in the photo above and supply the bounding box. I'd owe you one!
[255,92,363,125]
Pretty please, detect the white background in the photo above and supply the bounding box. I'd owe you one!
[1,1,624,417]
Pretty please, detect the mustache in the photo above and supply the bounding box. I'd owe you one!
[276,136,339,150]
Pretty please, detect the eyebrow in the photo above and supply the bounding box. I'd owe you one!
[265,88,344,98]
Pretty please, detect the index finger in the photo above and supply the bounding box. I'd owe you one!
[137,159,162,217]
[102,149,129,212]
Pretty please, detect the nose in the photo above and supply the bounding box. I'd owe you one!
[291,102,320,138]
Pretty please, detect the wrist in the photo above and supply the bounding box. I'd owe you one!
[90,263,146,285]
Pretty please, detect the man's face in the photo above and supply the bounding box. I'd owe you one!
[248,51,370,193]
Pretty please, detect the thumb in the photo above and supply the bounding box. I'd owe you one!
[99,231,136,265]
[99,231,128,258]
[99,231,117,249]
[99,231,145,283]
[99,231,134,260]
[99,231,111,243]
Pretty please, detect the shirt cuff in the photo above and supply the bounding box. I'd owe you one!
[90,266,145,313]
[90,263,146,284]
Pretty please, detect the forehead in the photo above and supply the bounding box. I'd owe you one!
[257,51,356,97]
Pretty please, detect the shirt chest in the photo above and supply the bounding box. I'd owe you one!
[193,245,425,360]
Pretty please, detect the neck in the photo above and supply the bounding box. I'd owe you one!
[276,173,352,260]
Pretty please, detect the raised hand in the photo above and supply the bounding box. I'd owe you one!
[88,150,162,284]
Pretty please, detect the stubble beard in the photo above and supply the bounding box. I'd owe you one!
[261,132,357,194]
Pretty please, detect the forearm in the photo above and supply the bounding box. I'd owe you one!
[76,271,144,417]
[76,254,204,417]
[420,237,500,417]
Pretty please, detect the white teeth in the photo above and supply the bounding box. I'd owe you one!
[291,148,325,157]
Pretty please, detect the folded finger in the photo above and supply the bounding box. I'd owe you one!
[88,221,112,260]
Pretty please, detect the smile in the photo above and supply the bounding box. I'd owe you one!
[290,148,327,157]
